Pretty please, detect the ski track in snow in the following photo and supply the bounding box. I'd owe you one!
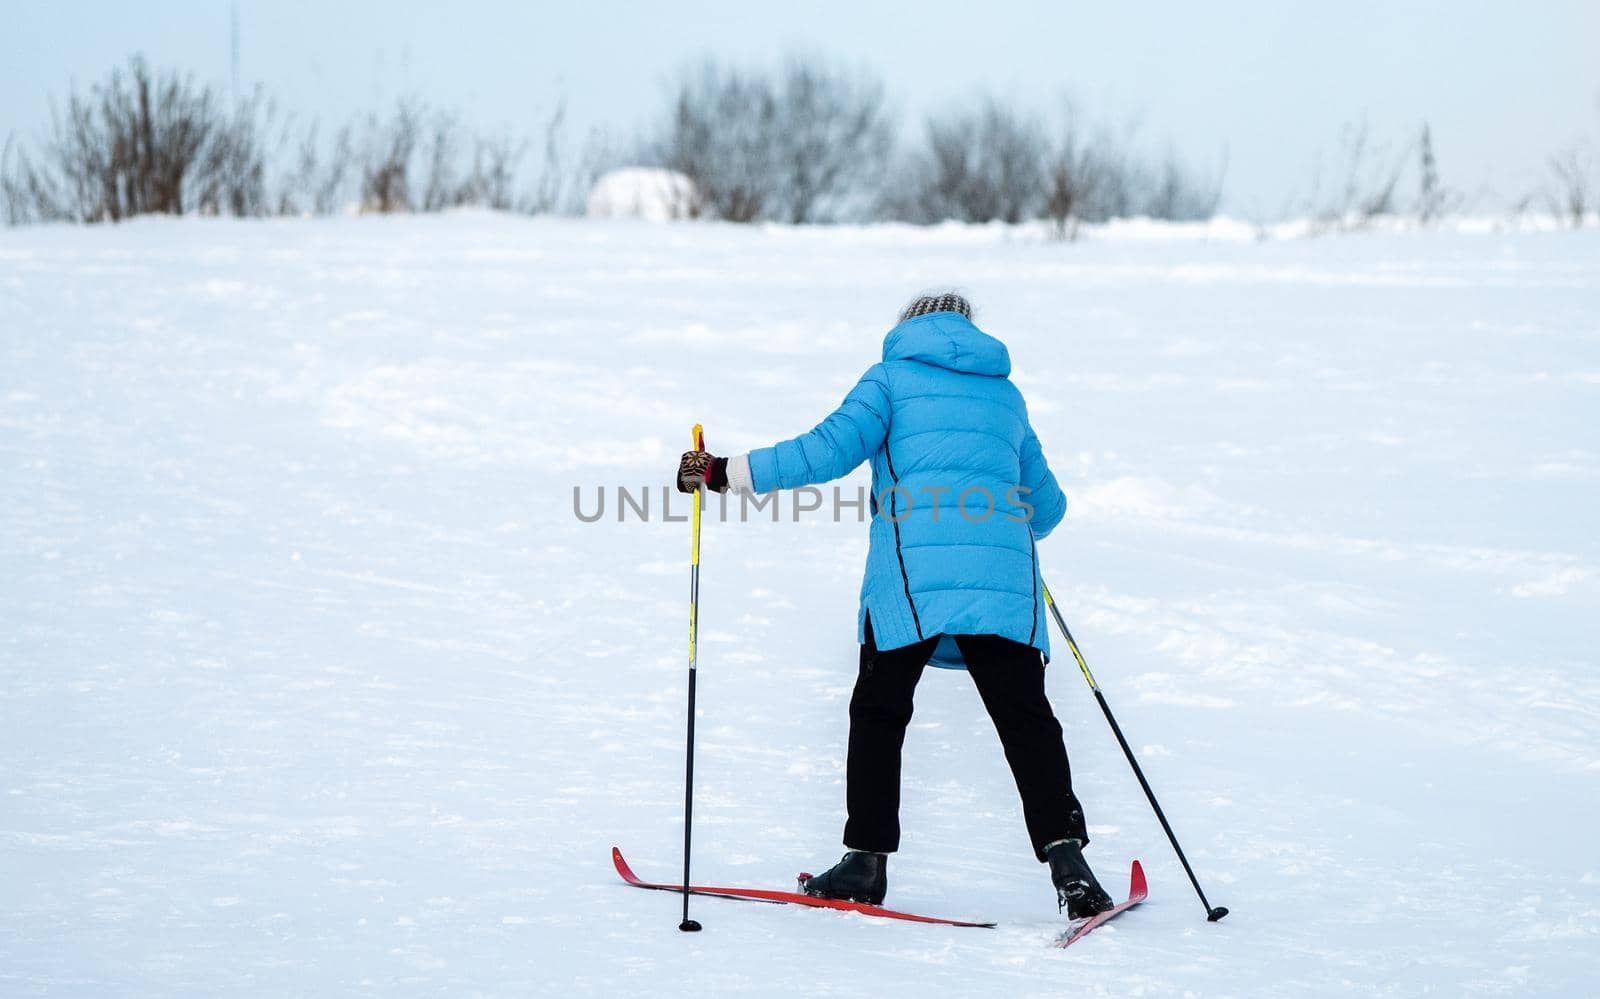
[2,213,1597,996]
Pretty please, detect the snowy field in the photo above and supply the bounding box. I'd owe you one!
[2,213,1597,997]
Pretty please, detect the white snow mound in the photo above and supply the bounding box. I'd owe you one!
[586,167,699,221]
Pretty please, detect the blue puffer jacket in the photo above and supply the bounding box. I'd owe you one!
[746,311,1066,666]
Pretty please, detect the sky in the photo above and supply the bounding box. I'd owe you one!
[4,0,1599,217]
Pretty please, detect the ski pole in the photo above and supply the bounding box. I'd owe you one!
[678,424,705,933]
[1041,581,1229,923]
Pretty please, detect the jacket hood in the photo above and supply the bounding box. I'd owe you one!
[882,311,1011,377]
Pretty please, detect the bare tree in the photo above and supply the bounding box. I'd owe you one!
[420,111,460,212]
[654,56,891,223]
[1416,124,1446,224]
[4,55,619,224]
[2,133,69,224]
[0,134,22,223]
[769,55,894,223]
[463,134,525,211]
[29,56,224,222]
[1303,120,1414,232]
[359,102,421,213]
[1039,103,1221,238]
[1338,121,1410,225]
[274,120,352,216]
[657,60,778,221]
[317,126,354,214]
[1141,147,1225,221]
[524,102,573,214]
[566,126,621,215]
[0,56,306,224]
[904,98,1046,223]
[195,88,273,217]
[1043,109,1108,239]
[1545,145,1592,227]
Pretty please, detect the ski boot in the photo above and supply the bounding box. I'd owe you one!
[1046,840,1115,919]
[798,851,888,906]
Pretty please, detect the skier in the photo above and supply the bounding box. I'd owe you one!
[675,293,1115,919]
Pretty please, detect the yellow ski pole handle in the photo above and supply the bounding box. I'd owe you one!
[691,424,704,563]
[689,424,703,661]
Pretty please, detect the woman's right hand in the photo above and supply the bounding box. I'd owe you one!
[677,450,728,493]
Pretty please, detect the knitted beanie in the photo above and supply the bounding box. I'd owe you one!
[899,292,972,322]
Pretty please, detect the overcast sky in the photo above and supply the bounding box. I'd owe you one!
[5,0,1598,216]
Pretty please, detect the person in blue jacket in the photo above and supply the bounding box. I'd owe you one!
[676,292,1114,918]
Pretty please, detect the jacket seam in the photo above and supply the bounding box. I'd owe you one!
[892,426,1023,455]
[879,464,1031,476]
[1027,531,1039,645]
[900,541,1032,554]
[906,583,1042,597]
[890,389,1022,407]
[891,389,1021,404]
[883,440,924,641]
[892,397,1027,430]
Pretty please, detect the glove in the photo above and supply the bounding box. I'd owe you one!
[677,451,729,493]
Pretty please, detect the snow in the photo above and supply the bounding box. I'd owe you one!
[587,168,699,221]
[2,212,1598,996]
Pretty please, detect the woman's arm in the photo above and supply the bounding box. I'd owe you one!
[1019,424,1067,539]
[740,365,892,493]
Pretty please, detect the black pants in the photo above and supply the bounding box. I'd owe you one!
[843,617,1089,863]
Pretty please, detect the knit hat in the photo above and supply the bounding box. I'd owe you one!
[899,292,972,322]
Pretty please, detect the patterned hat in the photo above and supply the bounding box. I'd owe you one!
[899,292,972,322]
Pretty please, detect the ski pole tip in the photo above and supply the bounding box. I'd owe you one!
[679,918,703,932]
[1207,906,1229,922]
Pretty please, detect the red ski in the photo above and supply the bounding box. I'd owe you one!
[611,847,995,928]
[1055,859,1148,948]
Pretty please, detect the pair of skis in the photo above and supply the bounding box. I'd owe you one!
[613,846,1147,948]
